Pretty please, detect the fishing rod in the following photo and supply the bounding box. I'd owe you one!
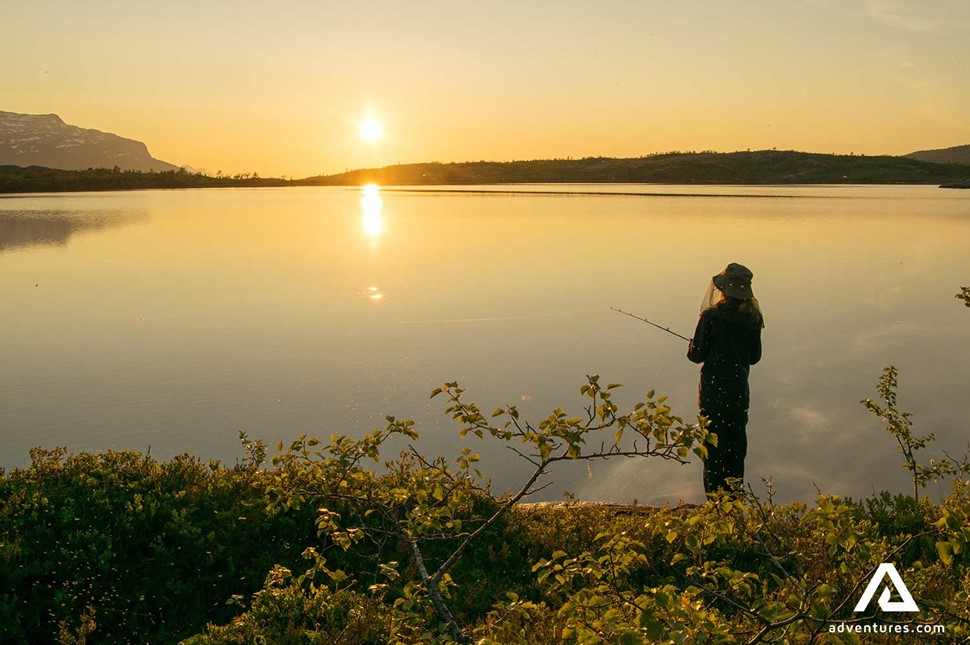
[610,307,691,342]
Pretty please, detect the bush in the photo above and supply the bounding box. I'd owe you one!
[0,448,318,643]
[3,376,969,643]
[183,566,391,645]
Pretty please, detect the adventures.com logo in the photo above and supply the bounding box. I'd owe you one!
[828,562,946,638]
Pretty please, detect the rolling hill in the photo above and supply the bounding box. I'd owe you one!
[904,144,970,166]
[299,150,970,186]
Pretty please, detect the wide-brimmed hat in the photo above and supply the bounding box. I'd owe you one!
[713,263,755,300]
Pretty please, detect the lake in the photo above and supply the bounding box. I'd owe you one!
[1,184,967,504]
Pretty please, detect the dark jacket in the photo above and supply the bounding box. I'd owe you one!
[687,308,762,413]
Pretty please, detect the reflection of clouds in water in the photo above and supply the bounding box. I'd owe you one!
[848,320,923,353]
[576,457,702,506]
[788,405,827,429]
[860,285,902,308]
[0,209,147,252]
[752,395,902,501]
[573,393,891,505]
[786,405,838,449]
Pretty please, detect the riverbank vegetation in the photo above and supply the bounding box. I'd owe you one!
[2,365,969,643]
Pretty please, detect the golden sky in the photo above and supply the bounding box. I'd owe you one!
[3,0,968,177]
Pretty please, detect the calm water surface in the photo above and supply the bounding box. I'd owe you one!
[1,185,968,503]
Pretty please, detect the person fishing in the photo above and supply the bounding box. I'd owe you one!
[687,263,764,496]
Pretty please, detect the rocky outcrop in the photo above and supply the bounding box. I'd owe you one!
[0,111,179,172]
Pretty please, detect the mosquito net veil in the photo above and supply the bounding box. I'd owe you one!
[698,277,765,327]
[699,278,725,315]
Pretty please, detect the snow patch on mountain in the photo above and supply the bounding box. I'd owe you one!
[0,111,179,171]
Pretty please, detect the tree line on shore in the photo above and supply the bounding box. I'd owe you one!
[0,165,289,193]
[3,149,970,194]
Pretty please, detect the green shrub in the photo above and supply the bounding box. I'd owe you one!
[4,375,969,643]
[0,448,318,643]
[183,566,391,645]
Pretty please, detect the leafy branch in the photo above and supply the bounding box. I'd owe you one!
[861,366,956,498]
[406,375,711,641]
[265,375,710,642]
[956,286,970,308]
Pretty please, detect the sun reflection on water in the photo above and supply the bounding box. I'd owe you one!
[361,184,383,239]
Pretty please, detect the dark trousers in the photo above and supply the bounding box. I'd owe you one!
[701,407,748,496]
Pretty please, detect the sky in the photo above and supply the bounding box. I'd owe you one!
[3,0,969,177]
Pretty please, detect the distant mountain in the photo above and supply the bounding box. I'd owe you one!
[904,144,970,166]
[0,111,179,172]
[300,150,970,186]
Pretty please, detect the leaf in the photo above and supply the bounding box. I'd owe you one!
[937,540,954,566]
[644,618,664,641]
[326,568,348,583]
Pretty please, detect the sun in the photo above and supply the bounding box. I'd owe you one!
[358,117,383,142]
